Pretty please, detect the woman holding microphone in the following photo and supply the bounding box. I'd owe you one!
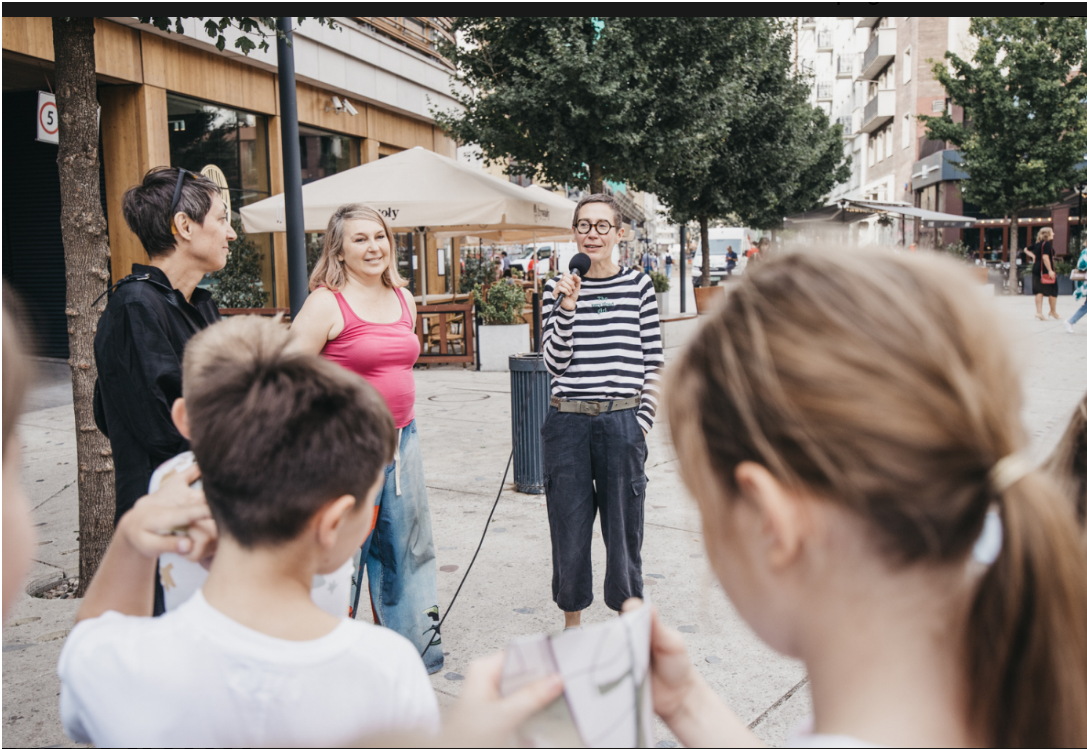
[289,204,443,674]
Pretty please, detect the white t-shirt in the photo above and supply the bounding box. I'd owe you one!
[58,591,439,748]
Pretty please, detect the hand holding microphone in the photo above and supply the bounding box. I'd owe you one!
[554,253,592,312]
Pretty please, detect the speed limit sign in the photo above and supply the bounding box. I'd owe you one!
[37,91,58,144]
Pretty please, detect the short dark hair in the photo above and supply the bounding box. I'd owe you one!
[182,316,396,548]
[122,166,221,258]
[573,193,623,228]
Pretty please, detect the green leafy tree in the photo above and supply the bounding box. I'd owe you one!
[922,16,1087,269]
[51,16,334,592]
[652,18,849,283]
[209,220,269,308]
[473,281,527,325]
[434,17,757,194]
[459,255,497,294]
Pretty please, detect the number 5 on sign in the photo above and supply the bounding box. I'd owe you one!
[37,91,58,144]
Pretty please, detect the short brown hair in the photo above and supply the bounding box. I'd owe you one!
[309,204,407,292]
[2,283,33,457]
[182,316,395,547]
[122,166,222,258]
[667,251,1087,747]
[573,193,623,228]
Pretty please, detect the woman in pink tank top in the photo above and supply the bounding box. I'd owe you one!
[289,204,443,674]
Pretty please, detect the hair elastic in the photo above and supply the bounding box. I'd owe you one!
[988,453,1032,494]
[972,507,1003,565]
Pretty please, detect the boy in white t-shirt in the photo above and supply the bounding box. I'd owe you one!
[58,315,438,748]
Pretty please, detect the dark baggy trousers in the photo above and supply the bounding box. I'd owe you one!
[542,405,648,612]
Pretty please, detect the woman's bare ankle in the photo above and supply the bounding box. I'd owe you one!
[563,610,582,628]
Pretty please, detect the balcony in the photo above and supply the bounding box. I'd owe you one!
[855,17,880,29]
[801,17,816,27]
[837,115,855,139]
[817,30,833,50]
[817,80,834,101]
[861,28,896,79]
[837,55,854,77]
[355,17,455,67]
[860,90,895,133]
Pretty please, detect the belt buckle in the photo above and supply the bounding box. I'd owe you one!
[585,401,601,416]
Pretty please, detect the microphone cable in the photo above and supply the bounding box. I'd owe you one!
[419,283,565,659]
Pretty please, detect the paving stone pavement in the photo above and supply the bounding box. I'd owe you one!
[3,293,1083,748]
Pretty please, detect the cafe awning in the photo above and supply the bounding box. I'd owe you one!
[784,199,975,228]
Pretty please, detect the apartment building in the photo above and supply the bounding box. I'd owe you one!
[795,16,973,246]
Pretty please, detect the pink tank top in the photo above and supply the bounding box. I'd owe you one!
[321,288,418,428]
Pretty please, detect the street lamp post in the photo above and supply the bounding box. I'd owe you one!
[277,17,308,318]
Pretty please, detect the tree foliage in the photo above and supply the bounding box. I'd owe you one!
[649,18,849,278]
[435,17,757,194]
[922,16,1087,255]
[209,220,269,308]
[137,17,337,55]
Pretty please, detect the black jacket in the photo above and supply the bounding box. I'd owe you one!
[94,264,220,522]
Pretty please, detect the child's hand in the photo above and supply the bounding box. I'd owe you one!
[119,465,216,562]
[623,599,698,722]
[442,651,563,747]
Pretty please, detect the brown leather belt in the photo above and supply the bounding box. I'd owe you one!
[550,396,639,416]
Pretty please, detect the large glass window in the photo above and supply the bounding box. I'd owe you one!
[299,125,360,184]
[298,126,362,279]
[167,93,274,308]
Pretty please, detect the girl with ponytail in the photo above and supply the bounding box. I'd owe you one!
[644,252,1087,747]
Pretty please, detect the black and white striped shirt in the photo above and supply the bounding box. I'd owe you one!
[542,268,664,432]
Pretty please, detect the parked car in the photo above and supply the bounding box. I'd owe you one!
[509,242,585,277]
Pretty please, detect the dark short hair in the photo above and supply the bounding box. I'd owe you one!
[122,166,221,258]
[182,316,396,548]
[573,193,623,228]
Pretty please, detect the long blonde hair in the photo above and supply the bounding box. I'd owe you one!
[667,250,1087,747]
[308,204,407,291]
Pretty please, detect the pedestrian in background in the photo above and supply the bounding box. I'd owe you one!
[1025,227,1059,320]
[288,204,444,675]
[1064,247,1087,333]
[665,252,673,279]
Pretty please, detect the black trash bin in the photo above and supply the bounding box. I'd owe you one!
[509,353,550,494]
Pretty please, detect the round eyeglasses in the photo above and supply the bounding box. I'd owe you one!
[575,219,615,235]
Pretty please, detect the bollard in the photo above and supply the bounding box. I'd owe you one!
[509,353,550,494]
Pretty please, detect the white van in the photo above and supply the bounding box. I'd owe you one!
[692,227,756,286]
[510,241,606,277]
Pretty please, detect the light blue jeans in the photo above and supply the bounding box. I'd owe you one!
[1070,299,1087,326]
[349,420,443,674]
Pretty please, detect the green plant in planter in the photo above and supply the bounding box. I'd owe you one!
[473,280,526,325]
[209,219,269,309]
[460,256,497,293]
[649,269,670,293]
[511,266,525,279]
[1054,258,1076,276]
[942,240,971,260]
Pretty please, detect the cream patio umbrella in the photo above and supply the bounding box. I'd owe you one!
[239,147,575,303]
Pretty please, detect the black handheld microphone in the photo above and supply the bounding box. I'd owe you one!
[553,253,592,309]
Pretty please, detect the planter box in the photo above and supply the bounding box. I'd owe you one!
[656,291,671,318]
[1021,275,1032,295]
[478,323,529,372]
[694,285,724,314]
[1058,275,1075,296]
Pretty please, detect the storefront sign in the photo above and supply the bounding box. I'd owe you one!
[200,164,231,215]
[36,91,58,144]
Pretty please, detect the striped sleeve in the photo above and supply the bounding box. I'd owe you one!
[541,278,575,377]
[635,274,664,433]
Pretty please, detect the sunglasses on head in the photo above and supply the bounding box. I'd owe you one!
[169,168,197,233]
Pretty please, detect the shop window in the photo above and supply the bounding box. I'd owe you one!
[297,125,362,283]
[167,93,274,308]
[299,125,360,185]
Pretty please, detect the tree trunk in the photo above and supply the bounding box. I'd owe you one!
[699,215,712,285]
[52,17,115,596]
[588,163,604,195]
[1008,211,1019,296]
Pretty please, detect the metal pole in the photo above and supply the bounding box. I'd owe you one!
[277,18,307,318]
[679,224,687,314]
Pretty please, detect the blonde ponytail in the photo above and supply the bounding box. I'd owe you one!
[968,472,1087,746]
